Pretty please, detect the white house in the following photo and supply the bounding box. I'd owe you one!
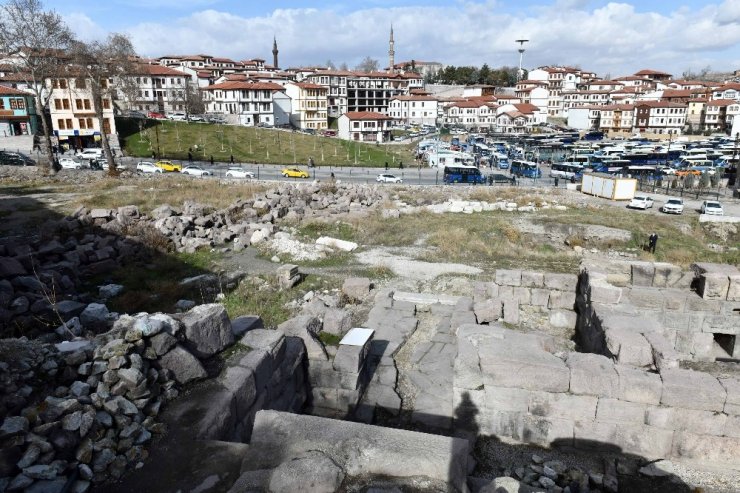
[387,95,438,126]
[201,80,286,126]
[337,111,392,142]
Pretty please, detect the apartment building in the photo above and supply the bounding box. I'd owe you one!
[121,64,189,115]
[633,101,686,134]
[712,83,740,100]
[703,99,735,132]
[304,70,352,119]
[47,75,116,149]
[337,111,392,142]
[514,80,549,110]
[686,99,707,131]
[495,103,547,133]
[387,95,438,126]
[562,90,611,113]
[528,66,595,117]
[284,82,328,130]
[201,80,288,126]
[346,72,408,113]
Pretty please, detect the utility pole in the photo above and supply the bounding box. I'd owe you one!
[515,39,529,81]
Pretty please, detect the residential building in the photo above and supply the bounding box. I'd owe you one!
[686,99,707,131]
[337,111,392,142]
[47,75,116,149]
[703,99,735,132]
[633,101,687,134]
[562,90,612,113]
[528,66,595,117]
[389,60,444,80]
[346,72,408,113]
[514,80,549,111]
[304,70,352,119]
[121,64,189,115]
[633,69,673,82]
[0,85,37,136]
[442,100,497,128]
[201,80,287,126]
[712,83,740,100]
[495,103,547,133]
[387,95,438,126]
[284,82,328,130]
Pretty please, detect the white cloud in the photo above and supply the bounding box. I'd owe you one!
[86,1,740,77]
[63,12,108,42]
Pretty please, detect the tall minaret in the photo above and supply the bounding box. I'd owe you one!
[272,37,279,69]
[388,25,395,72]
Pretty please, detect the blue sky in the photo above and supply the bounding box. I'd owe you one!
[45,0,740,77]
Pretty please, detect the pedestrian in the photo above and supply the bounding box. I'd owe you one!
[554,177,559,187]
[188,151,192,162]
[230,154,234,164]
[648,232,658,253]
[309,156,314,167]
[385,161,388,171]
[210,155,214,166]
[151,151,156,159]
[399,161,403,169]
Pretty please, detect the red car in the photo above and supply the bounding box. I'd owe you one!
[147,111,166,120]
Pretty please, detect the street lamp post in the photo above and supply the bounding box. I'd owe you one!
[515,39,529,81]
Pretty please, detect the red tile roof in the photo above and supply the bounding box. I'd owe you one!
[634,69,672,76]
[0,85,30,95]
[343,111,392,120]
[292,82,326,90]
[706,99,737,107]
[135,64,185,76]
[202,80,285,91]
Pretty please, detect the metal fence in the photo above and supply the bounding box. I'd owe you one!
[636,180,739,202]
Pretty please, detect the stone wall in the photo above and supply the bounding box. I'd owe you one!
[473,269,579,334]
[454,323,740,467]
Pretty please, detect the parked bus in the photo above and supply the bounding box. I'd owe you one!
[550,162,584,181]
[510,160,542,178]
[443,165,486,184]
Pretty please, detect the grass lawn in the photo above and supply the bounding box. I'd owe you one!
[118,118,416,168]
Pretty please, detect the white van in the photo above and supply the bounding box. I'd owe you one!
[75,148,104,160]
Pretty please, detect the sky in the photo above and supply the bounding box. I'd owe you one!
[42,0,740,78]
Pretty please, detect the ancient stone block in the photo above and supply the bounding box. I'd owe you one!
[496,269,522,287]
[179,303,235,358]
[630,262,655,287]
[660,369,726,412]
[522,415,574,448]
[720,378,740,416]
[646,406,726,436]
[342,277,372,302]
[543,273,578,292]
[483,386,531,413]
[604,325,653,367]
[596,398,647,424]
[574,421,673,459]
[474,299,502,324]
[548,291,576,310]
[530,288,550,307]
[549,310,577,329]
[528,392,597,421]
[615,364,662,405]
[159,345,207,384]
[521,271,544,288]
[566,353,618,398]
[672,431,740,466]
[589,279,622,304]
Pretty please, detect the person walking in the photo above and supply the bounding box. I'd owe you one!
[648,232,659,253]
[188,151,193,162]
[210,155,214,165]
[230,154,234,164]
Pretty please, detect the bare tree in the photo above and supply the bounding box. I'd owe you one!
[0,0,74,172]
[355,56,379,72]
[71,34,136,175]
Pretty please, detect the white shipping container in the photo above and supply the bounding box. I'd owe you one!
[581,173,636,201]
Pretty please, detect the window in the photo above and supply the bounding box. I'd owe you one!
[103,99,110,109]
[65,118,72,129]
[100,79,108,89]
[76,78,86,89]
[87,118,93,129]
[57,119,65,129]
[59,79,67,89]
[79,118,87,129]
[102,118,111,134]
[9,98,24,109]
[75,99,83,110]
[84,100,91,110]
[54,99,62,110]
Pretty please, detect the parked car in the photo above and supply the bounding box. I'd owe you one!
[376,173,402,183]
[155,160,182,172]
[187,114,205,122]
[136,162,163,174]
[76,148,104,160]
[0,151,35,166]
[661,198,684,214]
[281,167,309,178]
[181,165,211,177]
[59,158,82,170]
[225,167,254,179]
[487,173,511,184]
[147,111,166,119]
[700,200,724,216]
[168,112,187,121]
[628,195,654,210]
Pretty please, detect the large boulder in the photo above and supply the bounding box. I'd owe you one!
[178,304,234,358]
[269,451,345,493]
[158,345,207,384]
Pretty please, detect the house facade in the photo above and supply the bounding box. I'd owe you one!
[633,101,686,134]
[201,80,286,126]
[47,75,116,150]
[387,95,438,126]
[284,82,328,130]
[0,85,37,136]
[337,111,392,142]
[121,64,189,115]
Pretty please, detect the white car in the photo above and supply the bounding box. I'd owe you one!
[628,195,654,210]
[76,148,103,160]
[225,167,254,179]
[376,173,403,183]
[136,162,162,174]
[59,158,82,169]
[700,200,723,216]
[181,165,211,177]
[168,112,187,121]
[661,198,684,214]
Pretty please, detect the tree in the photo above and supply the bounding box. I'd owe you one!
[0,0,74,172]
[71,33,136,175]
[339,62,348,71]
[355,56,379,72]
[325,59,336,70]
[478,64,491,85]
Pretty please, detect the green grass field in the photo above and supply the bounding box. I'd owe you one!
[118,118,416,168]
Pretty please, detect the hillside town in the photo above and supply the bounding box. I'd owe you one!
[1,27,740,151]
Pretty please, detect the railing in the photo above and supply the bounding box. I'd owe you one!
[636,178,739,201]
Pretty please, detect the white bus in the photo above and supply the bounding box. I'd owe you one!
[550,162,584,180]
